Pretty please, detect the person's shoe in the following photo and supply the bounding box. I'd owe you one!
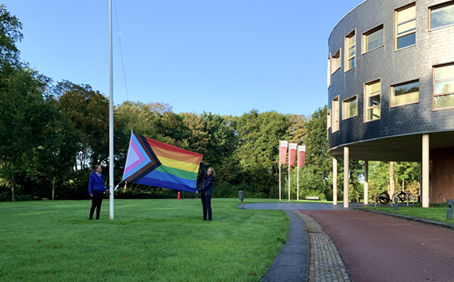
[89,218,93,220]
[208,219,212,221]
[203,218,207,221]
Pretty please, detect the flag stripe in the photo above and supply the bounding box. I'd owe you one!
[145,137,202,157]
[154,165,198,180]
[151,146,201,165]
[135,178,196,193]
[157,156,199,173]
[144,170,196,187]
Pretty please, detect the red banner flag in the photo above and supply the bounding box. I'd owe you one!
[289,143,297,166]
[279,141,288,165]
[298,145,306,167]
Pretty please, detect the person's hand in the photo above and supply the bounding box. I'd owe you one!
[196,191,198,194]
[90,194,93,197]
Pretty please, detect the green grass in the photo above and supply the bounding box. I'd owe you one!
[364,206,454,224]
[0,199,288,282]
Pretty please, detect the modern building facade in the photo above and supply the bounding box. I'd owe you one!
[327,0,454,206]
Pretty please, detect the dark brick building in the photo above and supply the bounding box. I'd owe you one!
[327,0,454,207]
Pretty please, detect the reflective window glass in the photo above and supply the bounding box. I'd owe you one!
[430,4,454,29]
[392,81,419,106]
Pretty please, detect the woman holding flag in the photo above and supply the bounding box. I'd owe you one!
[88,164,108,220]
[196,162,215,221]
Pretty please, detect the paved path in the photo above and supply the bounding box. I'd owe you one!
[241,203,356,282]
[303,209,454,282]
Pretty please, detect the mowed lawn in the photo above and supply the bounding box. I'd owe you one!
[0,198,288,282]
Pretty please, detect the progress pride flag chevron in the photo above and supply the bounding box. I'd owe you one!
[279,141,288,165]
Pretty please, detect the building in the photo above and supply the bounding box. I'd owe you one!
[327,0,454,207]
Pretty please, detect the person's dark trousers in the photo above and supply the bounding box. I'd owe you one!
[89,192,103,220]
[201,194,212,221]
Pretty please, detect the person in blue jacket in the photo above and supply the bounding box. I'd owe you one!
[196,162,215,221]
[88,164,108,220]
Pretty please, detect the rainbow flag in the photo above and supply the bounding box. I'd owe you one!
[122,132,202,193]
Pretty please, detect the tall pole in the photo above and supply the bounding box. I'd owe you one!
[279,164,281,202]
[297,165,299,202]
[109,0,114,220]
[288,153,290,202]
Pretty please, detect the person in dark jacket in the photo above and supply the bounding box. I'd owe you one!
[196,162,215,221]
[88,164,108,220]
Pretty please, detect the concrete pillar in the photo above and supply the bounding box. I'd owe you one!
[344,147,349,208]
[422,134,430,208]
[333,157,338,205]
[364,160,368,204]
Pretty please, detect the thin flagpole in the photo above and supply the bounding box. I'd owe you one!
[109,0,114,220]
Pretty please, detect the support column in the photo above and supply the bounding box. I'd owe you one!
[344,147,349,208]
[364,160,368,205]
[422,134,430,208]
[333,157,338,205]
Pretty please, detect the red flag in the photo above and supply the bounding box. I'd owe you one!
[298,146,306,167]
[289,143,297,166]
[279,141,288,165]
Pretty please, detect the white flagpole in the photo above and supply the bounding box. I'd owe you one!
[297,157,299,202]
[279,163,281,202]
[109,0,114,220]
[288,147,290,202]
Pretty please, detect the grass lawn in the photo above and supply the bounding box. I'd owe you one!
[364,206,454,224]
[0,198,289,282]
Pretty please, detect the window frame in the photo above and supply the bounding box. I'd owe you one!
[429,1,454,30]
[390,80,420,108]
[364,79,381,122]
[342,95,358,120]
[327,54,331,88]
[332,96,340,132]
[362,24,384,54]
[344,30,356,72]
[395,3,416,50]
[433,63,454,111]
[331,49,341,75]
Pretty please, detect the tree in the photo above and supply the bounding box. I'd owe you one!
[55,81,110,168]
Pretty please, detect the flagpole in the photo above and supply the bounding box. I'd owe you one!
[279,163,281,202]
[288,152,290,202]
[109,0,114,220]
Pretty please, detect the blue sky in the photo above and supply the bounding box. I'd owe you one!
[5,0,362,117]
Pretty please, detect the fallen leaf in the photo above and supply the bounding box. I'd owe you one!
[37,239,42,243]
[422,243,426,245]
[125,256,129,260]
[261,254,267,258]
[121,243,125,246]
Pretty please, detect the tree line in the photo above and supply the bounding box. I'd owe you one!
[0,6,421,202]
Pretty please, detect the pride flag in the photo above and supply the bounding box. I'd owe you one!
[122,132,202,193]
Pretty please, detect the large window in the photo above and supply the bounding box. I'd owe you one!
[332,97,339,132]
[327,55,331,88]
[343,96,357,119]
[331,50,341,74]
[433,64,454,110]
[365,80,381,121]
[430,2,454,30]
[395,4,416,49]
[363,25,383,53]
[391,80,419,107]
[345,31,356,71]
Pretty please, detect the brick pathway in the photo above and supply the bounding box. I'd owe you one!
[296,212,351,282]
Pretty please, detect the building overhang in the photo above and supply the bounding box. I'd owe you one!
[328,131,454,162]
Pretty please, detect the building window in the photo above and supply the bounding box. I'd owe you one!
[365,80,381,121]
[327,55,331,88]
[363,25,383,53]
[391,80,419,107]
[430,2,454,30]
[433,64,454,110]
[332,97,339,132]
[331,50,341,74]
[327,109,331,129]
[395,4,416,49]
[345,31,356,71]
[343,96,357,119]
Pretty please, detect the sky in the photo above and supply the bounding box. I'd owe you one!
[4,0,363,117]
